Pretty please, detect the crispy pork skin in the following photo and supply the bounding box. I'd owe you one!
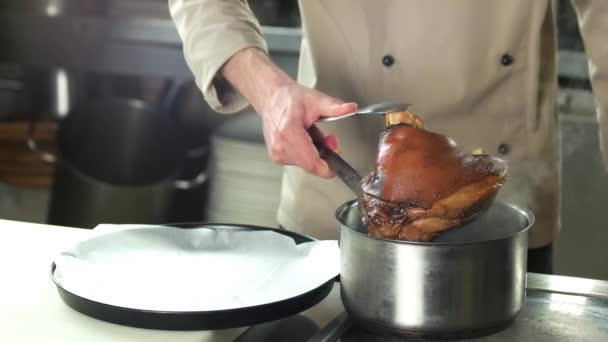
[360,112,507,242]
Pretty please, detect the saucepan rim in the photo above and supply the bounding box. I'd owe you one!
[335,199,534,247]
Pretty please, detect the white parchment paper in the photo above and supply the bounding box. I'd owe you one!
[53,225,339,312]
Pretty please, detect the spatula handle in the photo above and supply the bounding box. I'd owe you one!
[314,142,364,201]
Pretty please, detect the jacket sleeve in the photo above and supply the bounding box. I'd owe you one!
[168,0,268,113]
[570,0,608,168]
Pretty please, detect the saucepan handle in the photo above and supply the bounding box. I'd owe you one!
[159,78,209,190]
[27,120,58,164]
[173,146,209,190]
[174,171,207,190]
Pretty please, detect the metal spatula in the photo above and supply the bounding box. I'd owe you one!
[318,101,411,122]
[309,131,364,208]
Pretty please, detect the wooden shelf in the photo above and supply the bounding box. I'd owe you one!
[0,121,56,188]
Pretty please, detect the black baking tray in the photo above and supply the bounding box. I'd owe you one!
[50,223,335,331]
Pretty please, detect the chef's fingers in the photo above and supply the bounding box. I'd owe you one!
[291,126,335,178]
[264,118,332,178]
[324,134,339,152]
[312,97,357,123]
[308,124,339,152]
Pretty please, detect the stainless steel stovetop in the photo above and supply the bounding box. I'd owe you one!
[236,274,608,342]
[309,290,608,341]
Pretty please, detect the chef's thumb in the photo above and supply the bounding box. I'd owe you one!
[319,97,358,117]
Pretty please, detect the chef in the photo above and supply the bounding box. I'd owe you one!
[168,1,608,274]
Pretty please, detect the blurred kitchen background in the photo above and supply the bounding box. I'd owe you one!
[0,1,605,280]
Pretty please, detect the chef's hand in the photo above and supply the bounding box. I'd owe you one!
[258,83,358,178]
[222,47,357,178]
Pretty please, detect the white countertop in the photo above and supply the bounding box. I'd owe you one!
[0,219,343,342]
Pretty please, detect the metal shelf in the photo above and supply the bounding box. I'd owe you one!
[0,14,302,79]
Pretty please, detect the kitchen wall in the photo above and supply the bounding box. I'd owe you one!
[553,0,608,280]
[556,90,608,280]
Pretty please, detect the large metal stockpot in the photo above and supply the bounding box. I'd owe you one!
[28,97,206,228]
[336,200,534,338]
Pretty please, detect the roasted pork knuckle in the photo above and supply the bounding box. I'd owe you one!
[360,111,507,242]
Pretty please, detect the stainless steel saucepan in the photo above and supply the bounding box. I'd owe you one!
[336,200,533,338]
[313,128,534,338]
